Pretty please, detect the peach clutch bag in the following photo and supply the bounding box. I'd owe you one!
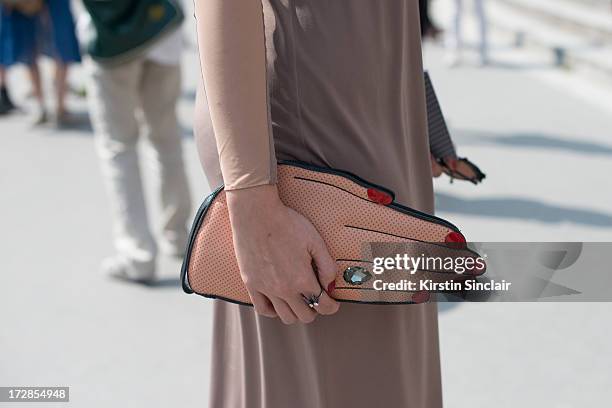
[181,161,484,305]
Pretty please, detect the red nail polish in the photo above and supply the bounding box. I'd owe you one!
[445,231,467,249]
[327,281,336,294]
[445,231,466,243]
[367,188,393,205]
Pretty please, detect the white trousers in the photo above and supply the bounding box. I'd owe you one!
[449,0,489,59]
[86,57,191,273]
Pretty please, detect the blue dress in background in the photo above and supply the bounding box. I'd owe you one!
[0,0,81,67]
[0,5,40,66]
[42,0,81,63]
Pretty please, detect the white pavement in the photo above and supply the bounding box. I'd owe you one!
[426,4,612,406]
[1,6,612,408]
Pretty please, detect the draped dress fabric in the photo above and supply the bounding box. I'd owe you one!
[195,1,442,406]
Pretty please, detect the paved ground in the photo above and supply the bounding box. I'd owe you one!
[1,3,611,407]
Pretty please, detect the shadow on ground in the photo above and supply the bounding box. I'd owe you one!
[488,60,554,71]
[453,129,612,156]
[436,192,612,227]
[52,111,93,133]
[149,277,182,289]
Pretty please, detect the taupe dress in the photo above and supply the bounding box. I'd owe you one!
[194,1,442,406]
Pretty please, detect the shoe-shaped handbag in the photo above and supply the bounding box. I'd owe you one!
[181,161,485,305]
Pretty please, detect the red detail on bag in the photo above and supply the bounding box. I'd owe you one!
[367,188,392,205]
[445,231,466,244]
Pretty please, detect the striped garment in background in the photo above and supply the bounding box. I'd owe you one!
[425,71,458,160]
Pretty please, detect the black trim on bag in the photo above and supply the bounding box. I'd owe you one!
[280,160,460,231]
[180,185,224,294]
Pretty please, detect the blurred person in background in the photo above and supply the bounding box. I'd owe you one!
[420,0,442,40]
[0,0,81,123]
[0,66,16,114]
[0,0,46,122]
[447,0,489,66]
[40,0,81,125]
[81,0,191,283]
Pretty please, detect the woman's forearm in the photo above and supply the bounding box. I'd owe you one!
[194,0,276,190]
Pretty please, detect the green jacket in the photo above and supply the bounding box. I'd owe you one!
[82,0,183,65]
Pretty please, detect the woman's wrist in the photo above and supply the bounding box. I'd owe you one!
[226,183,282,215]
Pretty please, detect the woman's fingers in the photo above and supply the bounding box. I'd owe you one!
[286,296,317,323]
[444,157,458,171]
[431,154,443,177]
[292,270,339,317]
[312,291,340,315]
[271,263,326,323]
[268,296,298,325]
[309,234,339,301]
[249,291,277,318]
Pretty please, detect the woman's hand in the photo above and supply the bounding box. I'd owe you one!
[226,184,340,324]
[431,154,443,178]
